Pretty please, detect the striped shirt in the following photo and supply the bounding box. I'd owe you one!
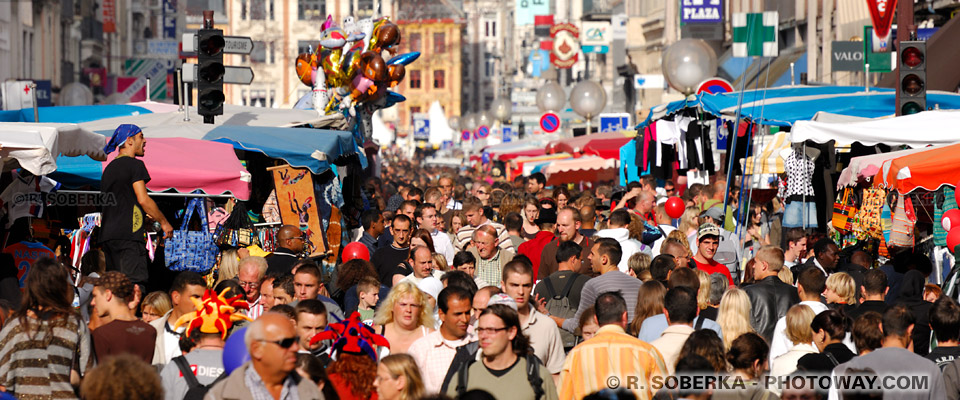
[559,325,668,400]
[561,270,643,333]
[455,221,514,253]
[0,313,95,400]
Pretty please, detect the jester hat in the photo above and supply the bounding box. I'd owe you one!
[309,311,390,362]
[173,288,252,340]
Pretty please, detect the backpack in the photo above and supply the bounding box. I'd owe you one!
[542,275,580,348]
[172,355,227,400]
[452,342,545,400]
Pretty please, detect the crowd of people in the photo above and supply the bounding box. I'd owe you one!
[1,151,959,400]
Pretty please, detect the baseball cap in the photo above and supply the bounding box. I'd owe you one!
[700,205,724,221]
[487,293,519,311]
[91,271,135,301]
[697,223,722,242]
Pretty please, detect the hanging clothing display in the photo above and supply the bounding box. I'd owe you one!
[0,172,60,228]
[685,120,716,172]
[782,149,818,228]
[724,121,756,176]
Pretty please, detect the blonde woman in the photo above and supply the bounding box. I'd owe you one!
[373,282,436,355]
[825,272,857,314]
[695,269,712,312]
[716,288,755,350]
[140,291,172,323]
[770,304,817,381]
[375,354,426,400]
[677,207,701,238]
[214,248,240,286]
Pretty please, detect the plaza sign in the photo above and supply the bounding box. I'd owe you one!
[681,0,723,24]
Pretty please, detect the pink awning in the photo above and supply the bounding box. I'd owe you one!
[498,148,547,161]
[582,138,633,159]
[837,146,938,189]
[542,156,619,185]
[105,137,251,200]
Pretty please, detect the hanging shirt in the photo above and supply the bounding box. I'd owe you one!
[3,241,55,288]
[784,150,816,198]
[621,140,640,185]
[0,173,60,228]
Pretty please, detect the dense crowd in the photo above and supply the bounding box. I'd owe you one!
[0,151,957,400]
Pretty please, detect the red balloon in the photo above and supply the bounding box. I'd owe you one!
[949,228,960,253]
[943,209,960,231]
[342,242,370,262]
[665,196,686,219]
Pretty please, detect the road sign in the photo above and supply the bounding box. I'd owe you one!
[461,130,471,141]
[181,34,255,55]
[502,126,514,142]
[696,78,734,94]
[477,125,490,139]
[182,63,255,85]
[413,113,429,141]
[540,112,560,133]
[599,113,631,132]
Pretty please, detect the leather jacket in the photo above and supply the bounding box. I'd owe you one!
[744,275,800,341]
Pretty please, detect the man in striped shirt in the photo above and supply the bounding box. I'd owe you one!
[456,197,513,253]
[559,292,668,400]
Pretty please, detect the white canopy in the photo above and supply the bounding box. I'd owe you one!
[0,123,107,175]
[792,110,960,148]
[428,101,455,145]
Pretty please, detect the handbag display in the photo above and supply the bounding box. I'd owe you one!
[832,187,859,234]
[214,202,259,248]
[854,187,886,240]
[165,198,219,273]
[888,193,917,248]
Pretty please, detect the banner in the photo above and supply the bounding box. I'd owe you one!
[516,0,550,26]
[103,0,116,33]
[550,23,579,69]
[866,0,897,52]
[162,0,177,39]
[269,165,327,257]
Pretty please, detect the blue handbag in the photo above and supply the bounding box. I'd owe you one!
[165,198,219,273]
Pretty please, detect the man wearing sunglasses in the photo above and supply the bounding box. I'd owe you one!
[266,225,306,276]
[207,313,323,399]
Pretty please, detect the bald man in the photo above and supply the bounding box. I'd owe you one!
[538,207,592,279]
[206,313,323,399]
[266,225,305,276]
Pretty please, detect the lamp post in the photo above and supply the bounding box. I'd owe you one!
[661,38,718,94]
[536,81,566,113]
[569,80,607,135]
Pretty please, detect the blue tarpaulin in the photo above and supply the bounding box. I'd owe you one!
[203,125,364,173]
[0,105,153,123]
[636,86,960,128]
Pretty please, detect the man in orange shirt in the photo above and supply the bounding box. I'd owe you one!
[559,292,668,400]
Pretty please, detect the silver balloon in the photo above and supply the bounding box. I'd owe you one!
[536,81,565,113]
[491,98,512,122]
[60,82,94,106]
[569,80,607,119]
[448,116,461,131]
[661,38,718,94]
[462,113,478,131]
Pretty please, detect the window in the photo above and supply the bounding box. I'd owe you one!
[433,70,445,88]
[410,106,421,122]
[299,0,325,20]
[433,32,446,53]
[298,40,322,54]
[409,70,421,89]
[269,42,275,63]
[408,33,421,52]
[485,20,497,38]
[250,0,266,20]
[251,41,267,62]
[241,0,247,19]
[269,89,276,107]
[269,0,274,20]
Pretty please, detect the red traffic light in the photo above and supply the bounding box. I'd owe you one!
[901,74,925,95]
[902,46,924,68]
[199,35,225,56]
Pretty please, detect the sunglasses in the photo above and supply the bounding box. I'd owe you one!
[258,336,299,349]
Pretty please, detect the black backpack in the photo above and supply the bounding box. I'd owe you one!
[172,356,227,400]
[446,342,545,400]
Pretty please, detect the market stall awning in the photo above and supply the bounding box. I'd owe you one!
[0,123,107,175]
[792,110,960,148]
[882,142,960,194]
[79,104,328,134]
[498,148,547,161]
[742,132,790,174]
[50,137,251,199]
[542,156,619,186]
[582,138,634,159]
[507,153,572,180]
[203,125,361,174]
[837,146,942,188]
[0,105,155,123]
[546,131,636,155]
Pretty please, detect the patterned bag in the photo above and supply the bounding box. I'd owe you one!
[165,198,219,273]
[934,187,957,247]
[214,202,259,248]
[832,188,859,234]
[854,187,886,240]
[888,193,917,248]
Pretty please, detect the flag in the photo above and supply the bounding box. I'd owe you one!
[732,12,779,57]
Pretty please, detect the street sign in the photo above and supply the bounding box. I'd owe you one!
[832,41,865,72]
[413,113,429,141]
[635,74,666,89]
[477,125,490,139]
[599,113,631,132]
[182,63,255,85]
[540,112,560,133]
[696,78,734,94]
[581,45,609,54]
[181,34,255,55]
[502,126,514,142]
[461,130,471,141]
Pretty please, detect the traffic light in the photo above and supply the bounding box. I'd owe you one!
[897,41,926,116]
[197,28,225,123]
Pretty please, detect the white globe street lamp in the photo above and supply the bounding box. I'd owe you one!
[661,38,719,94]
[569,80,607,135]
[536,81,566,113]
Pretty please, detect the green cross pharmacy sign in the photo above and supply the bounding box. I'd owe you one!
[732,12,779,58]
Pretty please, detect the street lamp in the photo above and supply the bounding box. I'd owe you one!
[448,116,461,132]
[491,98,512,122]
[661,38,718,94]
[536,81,566,113]
[569,80,607,135]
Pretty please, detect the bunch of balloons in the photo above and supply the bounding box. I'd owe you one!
[295,15,419,118]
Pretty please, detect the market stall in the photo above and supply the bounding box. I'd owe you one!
[0,122,106,175]
[542,156,618,186]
